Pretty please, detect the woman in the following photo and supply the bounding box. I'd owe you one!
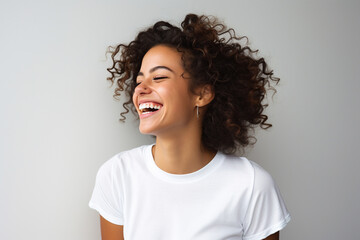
[89,14,290,240]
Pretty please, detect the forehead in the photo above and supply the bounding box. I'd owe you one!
[140,45,183,72]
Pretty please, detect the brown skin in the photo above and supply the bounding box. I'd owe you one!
[267,231,280,240]
[100,216,279,240]
[100,216,124,240]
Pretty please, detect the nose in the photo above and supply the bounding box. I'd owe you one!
[134,81,151,96]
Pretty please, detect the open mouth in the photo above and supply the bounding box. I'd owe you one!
[139,102,163,114]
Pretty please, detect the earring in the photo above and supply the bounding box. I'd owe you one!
[196,106,199,119]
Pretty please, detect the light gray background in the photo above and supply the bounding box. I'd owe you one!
[1,0,359,239]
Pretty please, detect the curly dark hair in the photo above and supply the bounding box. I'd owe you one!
[107,14,279,154]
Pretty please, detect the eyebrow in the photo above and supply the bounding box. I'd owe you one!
[137,66,174,76]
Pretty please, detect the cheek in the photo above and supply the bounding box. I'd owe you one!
[163,91,194,116]
[157,82,191,100]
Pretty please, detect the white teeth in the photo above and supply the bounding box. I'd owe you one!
[139,103,162,111]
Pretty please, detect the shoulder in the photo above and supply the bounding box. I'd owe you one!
[220,154,277,192]
[248,160,277,192]
[221,154,269,180]
[96,145,151,178]
[242,159,285,210]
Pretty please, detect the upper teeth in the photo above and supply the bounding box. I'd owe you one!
[139,103,161,110]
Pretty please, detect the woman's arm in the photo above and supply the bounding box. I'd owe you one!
[100,215,124,240]
[263,231,279,240]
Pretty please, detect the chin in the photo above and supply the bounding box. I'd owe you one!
[138,125,156,135]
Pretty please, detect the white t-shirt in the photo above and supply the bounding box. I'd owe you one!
[89,145,290,240]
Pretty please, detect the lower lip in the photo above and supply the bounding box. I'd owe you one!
[139,109,161,119]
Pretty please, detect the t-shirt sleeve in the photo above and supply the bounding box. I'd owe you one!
[88,157,124,225]
[242,161,291,240]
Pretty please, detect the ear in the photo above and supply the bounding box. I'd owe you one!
[195,84,215,107]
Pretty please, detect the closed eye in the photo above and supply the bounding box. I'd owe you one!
[153,76,168,80]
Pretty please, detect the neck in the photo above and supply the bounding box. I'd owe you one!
[152,131,216,174]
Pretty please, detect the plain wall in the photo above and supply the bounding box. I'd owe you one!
[1,0,359,239]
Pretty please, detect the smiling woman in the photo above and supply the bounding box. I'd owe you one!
[89,14,290,240]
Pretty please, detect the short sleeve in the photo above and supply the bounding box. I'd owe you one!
[242,161,291,240]
[89,157,124,225]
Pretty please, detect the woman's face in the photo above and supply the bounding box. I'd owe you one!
[132,45,198,136]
